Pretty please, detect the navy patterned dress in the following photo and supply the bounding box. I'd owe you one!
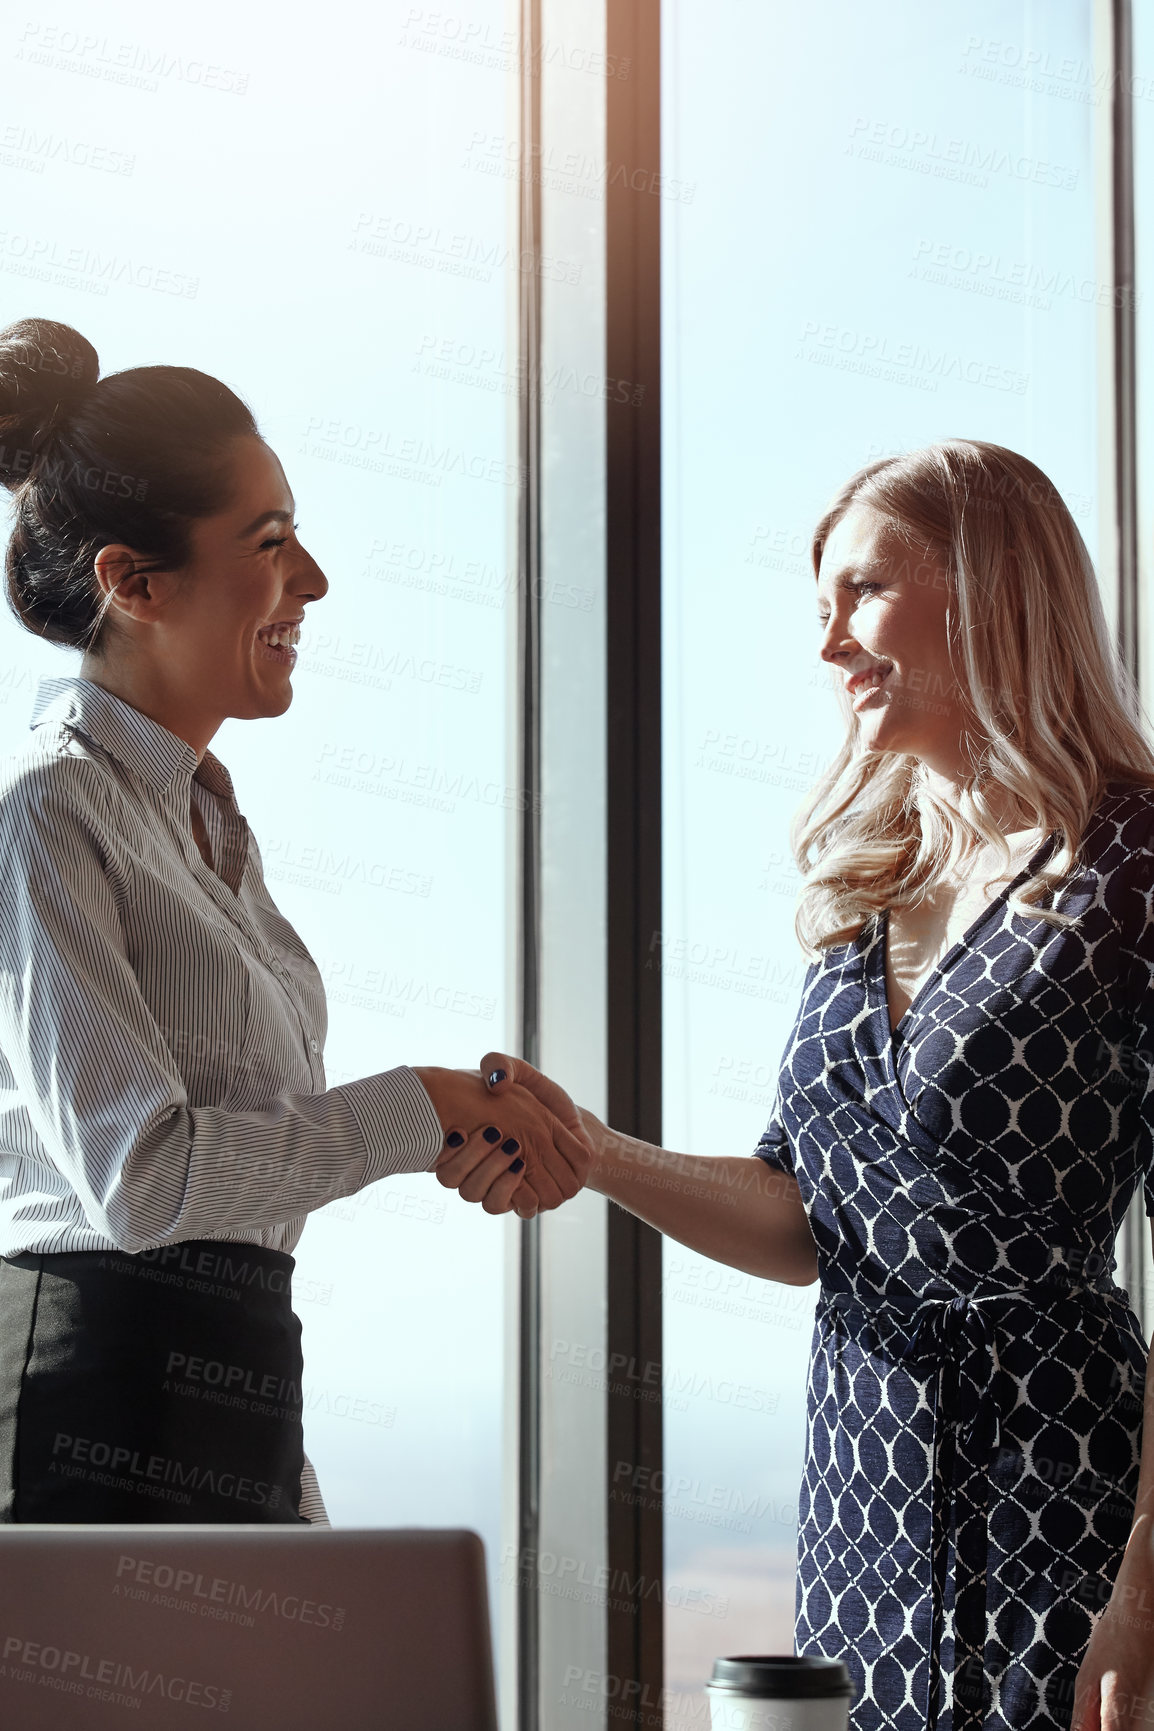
[754,780,1154,1731]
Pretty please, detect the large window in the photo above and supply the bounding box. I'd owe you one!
[661,0,1103,1714]
[0,0,517,1699]
[5,2,1152,1727]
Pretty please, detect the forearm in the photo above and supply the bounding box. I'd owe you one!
[104,1068,442,1251]
[584,1112,818,1286]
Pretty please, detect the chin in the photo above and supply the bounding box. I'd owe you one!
[243,687,293,720]
[858,720,905,752]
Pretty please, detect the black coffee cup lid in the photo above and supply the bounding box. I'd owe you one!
[707,1657,853,1699]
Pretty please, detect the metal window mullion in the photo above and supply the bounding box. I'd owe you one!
[516,0,544,1724]
[1115,0,1138,682]
[1108,0,1151,1333]
[606,0,664,1720]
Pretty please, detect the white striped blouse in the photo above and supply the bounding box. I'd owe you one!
[0,675,447,1522]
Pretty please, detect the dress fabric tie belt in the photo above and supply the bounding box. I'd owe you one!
[820,1279,1120,1731]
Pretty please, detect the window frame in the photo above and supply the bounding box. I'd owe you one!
[512,3,1152,1726]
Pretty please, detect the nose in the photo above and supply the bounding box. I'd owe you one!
[818,610,856,669]
[293,543,329,603]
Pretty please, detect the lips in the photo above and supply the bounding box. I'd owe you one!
[847,663,892,697]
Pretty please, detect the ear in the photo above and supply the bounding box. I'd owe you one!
[93,544,176,621]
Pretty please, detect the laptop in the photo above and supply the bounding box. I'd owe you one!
[0,1526,499,1730]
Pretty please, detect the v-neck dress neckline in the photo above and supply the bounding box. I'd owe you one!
[876,830,1059,1052]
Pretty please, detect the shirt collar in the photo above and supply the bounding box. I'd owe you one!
[29,675,237,803]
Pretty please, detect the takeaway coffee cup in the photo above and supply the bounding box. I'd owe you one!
[705,1656,853,1731]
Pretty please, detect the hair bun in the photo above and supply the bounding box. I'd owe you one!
[0,318,100,489]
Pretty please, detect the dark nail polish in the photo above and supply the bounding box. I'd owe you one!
[502,1138,520,1156]
[509,1157,525,1174]
[488,1068,507,1086]
[446,1131,465,1149]
[482,1126,502,1144]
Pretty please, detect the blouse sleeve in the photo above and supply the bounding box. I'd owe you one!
[751,953,820,1180]
[0,758,444,1254]
[753,1095,794,1178]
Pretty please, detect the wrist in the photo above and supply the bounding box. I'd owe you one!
[411,1066,451,1128]
[582,1116,662,1198]
[580,1107,618,1190]
[1119,1511,1154,1575]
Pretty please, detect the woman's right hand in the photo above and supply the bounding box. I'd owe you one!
[480,1052,599,1218]
[471,1052,819,1283]
[415,1065,591,1216]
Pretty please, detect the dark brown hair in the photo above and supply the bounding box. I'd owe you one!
[0,318,259,653]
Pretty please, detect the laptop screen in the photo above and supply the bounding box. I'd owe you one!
[0,1526,498,1730]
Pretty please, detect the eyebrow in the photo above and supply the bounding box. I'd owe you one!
[237,508,296,540]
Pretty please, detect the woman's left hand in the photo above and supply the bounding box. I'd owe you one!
[1070,1567,1154,1731]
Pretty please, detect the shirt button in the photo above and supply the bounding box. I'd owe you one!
[309,1038,319,1053]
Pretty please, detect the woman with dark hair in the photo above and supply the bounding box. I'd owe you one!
[0,317,584,1526]
[447,442,1154,1730]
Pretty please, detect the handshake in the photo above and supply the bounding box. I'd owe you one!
[414,1052,600,1221]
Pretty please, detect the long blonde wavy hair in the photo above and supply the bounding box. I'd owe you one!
[793,439,1154,959]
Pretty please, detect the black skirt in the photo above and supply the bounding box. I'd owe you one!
[0,1240,308,1523]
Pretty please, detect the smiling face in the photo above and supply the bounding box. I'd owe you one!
[80,437,328,757]
[815,502,972,775]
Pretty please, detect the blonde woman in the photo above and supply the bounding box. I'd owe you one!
[441,443,1154,1731]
